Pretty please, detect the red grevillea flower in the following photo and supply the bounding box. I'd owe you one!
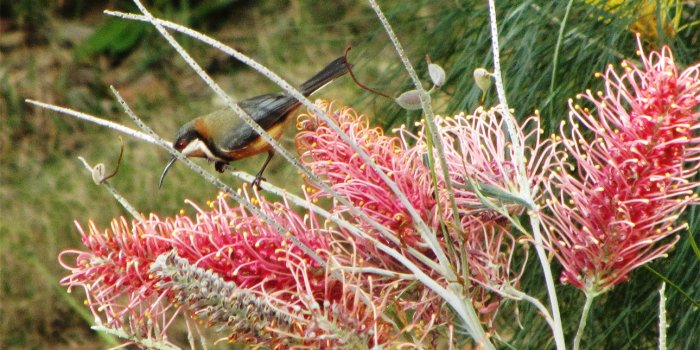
[59,188,334,338]
[295,100,436,249]
[543,40,700,294]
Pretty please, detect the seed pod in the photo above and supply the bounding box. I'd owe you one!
[92,163,106,184]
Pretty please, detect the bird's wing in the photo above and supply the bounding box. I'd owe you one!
[219,93,300,151]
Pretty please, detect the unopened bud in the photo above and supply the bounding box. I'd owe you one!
[395,89,423,110]
[428,63,446,87]
[473,68,492,92]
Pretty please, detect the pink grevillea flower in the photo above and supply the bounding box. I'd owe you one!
[397,109,547,324]
[401,108,554,231]
[462,222,527,325]
[295,100,436,249]
[59,188,336,341]
[543,41,700,294]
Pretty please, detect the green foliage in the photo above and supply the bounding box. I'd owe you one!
[75,18,149,59]
[367,1,700,135]
[74,0,242,60]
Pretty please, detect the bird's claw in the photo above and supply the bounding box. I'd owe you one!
[251,175,266,189]
[215,162,228,173]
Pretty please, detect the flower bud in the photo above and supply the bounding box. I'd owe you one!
[473,68,492,92]
[395,89,423,110]
[428,63,446,87]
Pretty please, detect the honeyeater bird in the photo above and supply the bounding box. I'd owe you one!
[159,56,350,188]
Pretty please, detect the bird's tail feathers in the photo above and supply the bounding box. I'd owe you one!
[299,56,351,97]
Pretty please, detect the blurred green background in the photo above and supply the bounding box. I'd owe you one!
[1,0,699,348]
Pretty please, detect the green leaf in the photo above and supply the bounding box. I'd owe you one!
[75,19,148,59]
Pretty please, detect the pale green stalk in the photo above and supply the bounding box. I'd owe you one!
[25,99,157,144]
[77,156,145,222]
[528,4,624,59]
[573,292,596,350]
[549,0,574,118]
[366,1,493,347]
[487,0,565,348]
[658,282,667,350]
[481,284,556,331]
[366,0,464,274]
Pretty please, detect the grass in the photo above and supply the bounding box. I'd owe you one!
[1,0,699,348]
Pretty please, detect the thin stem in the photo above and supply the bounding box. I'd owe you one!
[658,282,667,350]
[644,265,700,308]
[528,4,624,59]
[486,1,566,348]
[25,99,158,144]
[343,46,392,99]
[368,1,492,347]
[77,157,145,221]
[99,137,125,183]
[573,292,596,350]
[366,0,465,259]
[531,214,566,346]
[477,281,556,332]
[332,266,418,280]
[504,286,555,331]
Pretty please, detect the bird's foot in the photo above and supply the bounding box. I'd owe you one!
[250,175,267,189]
[215,161,229,173]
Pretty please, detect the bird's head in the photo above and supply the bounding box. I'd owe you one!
[159,119,216,188]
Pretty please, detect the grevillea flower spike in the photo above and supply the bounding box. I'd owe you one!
[296,100,437,252]
[544,38,700,296]
[58,188,383,347]
[539,36,700,350]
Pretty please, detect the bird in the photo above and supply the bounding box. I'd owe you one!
[159,55,350,189]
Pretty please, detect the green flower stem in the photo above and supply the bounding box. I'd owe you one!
[487,0,566,348]
[659,282,667,350]
[573,292,596,350]
[366,0,460,280]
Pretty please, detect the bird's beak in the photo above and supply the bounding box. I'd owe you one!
[159,156,178,189]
